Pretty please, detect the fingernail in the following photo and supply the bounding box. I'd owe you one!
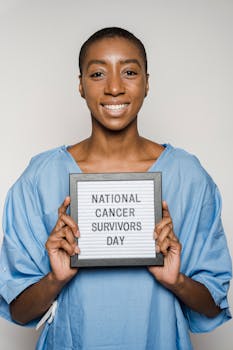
[75,245,80,254]
[156,245,160,253]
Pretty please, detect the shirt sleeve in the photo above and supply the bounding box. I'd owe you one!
[0,177,51,327]
[181,184,232,333]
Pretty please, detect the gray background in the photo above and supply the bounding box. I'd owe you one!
[0,0,232,349]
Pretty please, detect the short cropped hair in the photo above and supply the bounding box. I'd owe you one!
[79,27,148,75]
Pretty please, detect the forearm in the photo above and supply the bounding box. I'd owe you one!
[10,272,66,325]
[166,273,221,318]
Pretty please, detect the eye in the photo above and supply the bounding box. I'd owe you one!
[90,71,104,79]
[124,70,138,77]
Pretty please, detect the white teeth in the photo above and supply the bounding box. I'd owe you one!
[104,104,127,110]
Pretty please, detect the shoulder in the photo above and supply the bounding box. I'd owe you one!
[167,144,201,166]
[5,146,70,212]
[164,144,217,195]
[167,144,210,177]
[29,145,66,169]
[15,146,68,186]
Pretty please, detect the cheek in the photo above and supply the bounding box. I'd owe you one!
[128,80,147,97]
[84,83,103,101]
[82,89,98,106]
[133,87,147,105]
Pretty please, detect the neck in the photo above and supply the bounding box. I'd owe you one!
[68,117,164,173]
[87,119,142,160]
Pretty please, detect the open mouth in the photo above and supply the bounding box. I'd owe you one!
[102,104,129,111]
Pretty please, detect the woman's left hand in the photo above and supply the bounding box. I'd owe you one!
[148,201,182,288]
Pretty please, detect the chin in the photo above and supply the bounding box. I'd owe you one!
[94,115,137,132]
[104,120,136,133]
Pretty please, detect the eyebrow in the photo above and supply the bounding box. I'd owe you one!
[120,59,142,68]
[86,58,142,70]
[87,60,106,69]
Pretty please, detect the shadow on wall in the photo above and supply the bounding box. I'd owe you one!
[190,319,233,350]
[0,319,40,350]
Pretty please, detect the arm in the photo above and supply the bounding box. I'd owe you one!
[168,273,221,318]
[10,197,80,324]
[148,201,221,318]
[10,272,66,324]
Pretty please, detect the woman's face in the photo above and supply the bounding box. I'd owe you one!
[79,37,149,132]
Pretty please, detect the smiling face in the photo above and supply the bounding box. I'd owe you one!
[79,37,149,132]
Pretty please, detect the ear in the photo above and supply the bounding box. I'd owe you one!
[145,73,149,97]
[79,75,85,98]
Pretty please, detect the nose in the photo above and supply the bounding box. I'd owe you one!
[104,72,125,96]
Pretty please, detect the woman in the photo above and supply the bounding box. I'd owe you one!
[0,27,231,350]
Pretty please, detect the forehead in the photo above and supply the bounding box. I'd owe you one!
[82,37,144,67]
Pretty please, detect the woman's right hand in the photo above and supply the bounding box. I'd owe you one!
[45,196,80,284]
[10,197,79,324]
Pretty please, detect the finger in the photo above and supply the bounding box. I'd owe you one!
[155,217,172,236]
[169,230,179,241]
[162,200,170,218]
[55,214,79,237]
[60,214,79,236]
[157,237,181,256]
[46,229,80,255]
[55,197,71,230]
[58,239,80,256]
[47,237,80,256]
[63,226,80,247]
[156,237,170,255]
[155,223,178,244]
[50,226,78,247]
[60,226,77,245]
[156,224,171,244]
[58,196,71,217]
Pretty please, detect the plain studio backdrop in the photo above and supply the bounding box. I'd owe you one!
[0,0,232,349]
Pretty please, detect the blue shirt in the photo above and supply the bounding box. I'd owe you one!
[0,144,231,350]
